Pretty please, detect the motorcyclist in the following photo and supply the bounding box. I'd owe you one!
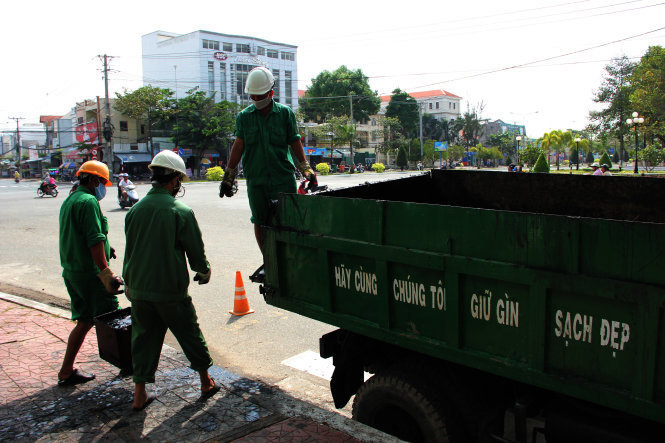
[40,173,57,193]
[14,171,20,182]
[118,173,138,204]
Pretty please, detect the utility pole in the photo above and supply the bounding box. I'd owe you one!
[9,117,24,177]
[349,95,355,172]
[99,54,113,172]
[418,103,424,162]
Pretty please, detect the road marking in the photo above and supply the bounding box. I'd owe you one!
[282,350,371,382]
[282,350,334,380]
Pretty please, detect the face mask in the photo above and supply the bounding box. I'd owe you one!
[94,182,107,201]
[251,95,272,110]
[171,178,181,197]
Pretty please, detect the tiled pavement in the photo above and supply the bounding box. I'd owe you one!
[0,295,397,442]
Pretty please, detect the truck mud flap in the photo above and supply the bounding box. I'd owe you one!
[321,330,365,409]
[249,264,265,284]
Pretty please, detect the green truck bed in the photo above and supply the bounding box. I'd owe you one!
[262,170,665,425]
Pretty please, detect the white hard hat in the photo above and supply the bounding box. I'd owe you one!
[149,150,186,176]
[244,67,274,95]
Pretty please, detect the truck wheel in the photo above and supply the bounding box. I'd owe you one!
[352,372,461,442]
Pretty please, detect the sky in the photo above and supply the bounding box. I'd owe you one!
[1,0,664,138]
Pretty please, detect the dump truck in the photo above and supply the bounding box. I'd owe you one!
[256,170,665,442]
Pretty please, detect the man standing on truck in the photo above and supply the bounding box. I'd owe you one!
[218,66,315,251]
[58,160,124,386]
[123,150,219,410]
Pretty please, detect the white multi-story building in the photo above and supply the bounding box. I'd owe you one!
[379,89,462,122]
[142,30,298,108]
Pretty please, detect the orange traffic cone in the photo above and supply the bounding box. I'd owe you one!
[229,271,254,316]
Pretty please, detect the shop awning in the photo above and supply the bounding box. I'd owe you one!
[116,153,152,163]
[60,162,77,169]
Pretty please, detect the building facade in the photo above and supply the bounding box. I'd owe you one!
[142,30,298,108]
[479,119,527,146]
[379,89,462,122]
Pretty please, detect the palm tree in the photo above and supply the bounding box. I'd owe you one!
[538,131,559,168]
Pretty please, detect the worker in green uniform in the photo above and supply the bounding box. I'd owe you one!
[58,160,124,386]
[219,66,315,251]
[123,150,219,410]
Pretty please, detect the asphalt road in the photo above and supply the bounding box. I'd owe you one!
[0,171,420,415]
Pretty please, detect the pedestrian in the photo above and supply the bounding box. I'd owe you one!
[57,161,123,386]
[600,164,612,176]
[123,150,219,411]
[591,162,602,176]
[219,66,314,251]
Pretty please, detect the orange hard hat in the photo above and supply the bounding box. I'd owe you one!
[77,160,111,186]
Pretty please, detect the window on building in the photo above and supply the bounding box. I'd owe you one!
[77,117,84,124]
[236,43,250,53]
[429,103,433,110]
[449,102,452,109]
[140,125,145,135]
[202,39,219,50]
[257,46,265,56]
[371,118,377,126]
[219,63,226,101]
[436,102,440,109]
[208,61,215,98]
[267,49,278,58]
[272,69,280,102]
[223,42,232,51]
[371,132,377,141]
[284,71,292,106]
[233,64,258,105]
[120,121,128,132]
[281,52,295,61]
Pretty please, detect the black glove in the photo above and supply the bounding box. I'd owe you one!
[219,168,238,198]
[110,247,117,260]
[193,269,211,285]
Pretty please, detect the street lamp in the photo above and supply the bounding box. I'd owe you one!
[574,137,581,170]
[515,135,522,165]
[626,111,644,174]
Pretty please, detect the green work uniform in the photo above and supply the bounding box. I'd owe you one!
[123,186,212,384]
[235,100,301,224]
[59,187,119,322]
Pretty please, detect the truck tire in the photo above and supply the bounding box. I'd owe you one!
[352,371,461,442]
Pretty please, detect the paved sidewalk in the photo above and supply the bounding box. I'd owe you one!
[0,294,396,442]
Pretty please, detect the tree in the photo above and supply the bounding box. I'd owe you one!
[374,116,404,165]
[114,86,174,157]
[422,114,443,140]
[396,147,408,170]
[171,88,238,176]
[586,150,595,163]
[630,46,665,146]
[488,131,518,159]
[533,153,550,173]
[520,145,543,168]
[538,131,558,166]
[598,151,612,169]
[313,115,355,165]
[300,66,380,123]
[639,143,665,172]
[456,105,484,153]
[385,88,419,138]
[588,56,635,165]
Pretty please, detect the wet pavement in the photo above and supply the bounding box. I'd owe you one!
[0,293,397,442]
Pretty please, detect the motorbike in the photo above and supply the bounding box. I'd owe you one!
[37,183,58,198]
[118,183,140,208]
[298,175,328,195]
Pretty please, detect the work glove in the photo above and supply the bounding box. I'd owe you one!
[297,160,316,181]
[219,168,237,198]
[110,247,117,260]
[193,268,211,285]
[97,267,124,295]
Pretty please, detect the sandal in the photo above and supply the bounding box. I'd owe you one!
[198,378,221,402]
[57,369,95,386]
